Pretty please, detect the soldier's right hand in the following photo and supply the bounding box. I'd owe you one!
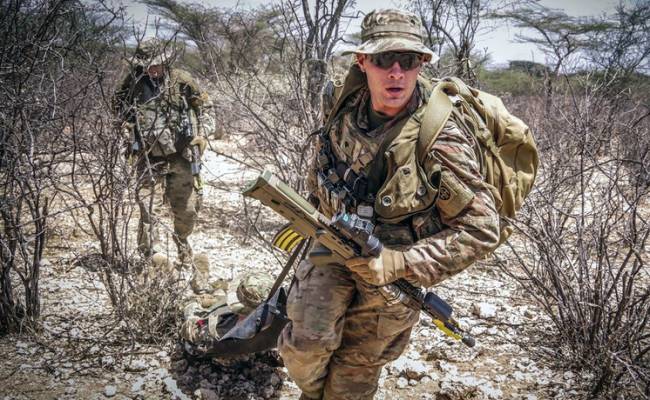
[345,248,407,286]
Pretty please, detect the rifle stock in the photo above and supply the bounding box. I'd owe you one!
[243,170,475,347]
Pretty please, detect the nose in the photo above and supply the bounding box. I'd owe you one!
[387,61,405,79]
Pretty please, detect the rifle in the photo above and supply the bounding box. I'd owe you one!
[179,85,202,177]
[243,170,476,347]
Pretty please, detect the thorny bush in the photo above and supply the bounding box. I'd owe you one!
[496,80,650,398]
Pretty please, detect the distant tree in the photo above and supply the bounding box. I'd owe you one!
[586,0,650,81]
[141,0,278,77]
[493,4,610,110]
[508,60,550,77]
[409,0,519,84]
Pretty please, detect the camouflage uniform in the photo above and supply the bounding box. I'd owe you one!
[113,39,215,270]
[180,273,275,345]
[278,9,500,399]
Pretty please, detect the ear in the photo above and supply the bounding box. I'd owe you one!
[356,54,367,72]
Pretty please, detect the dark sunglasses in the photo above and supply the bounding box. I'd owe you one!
[368,52,424,70]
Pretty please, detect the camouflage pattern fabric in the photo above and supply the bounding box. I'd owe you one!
[180,273,275,344]
[278,244,419,400]
[134,38,174,67]
[227,273,275,315]
[114,64,213,268]
[342,9,437,63]
[134,154,203,259]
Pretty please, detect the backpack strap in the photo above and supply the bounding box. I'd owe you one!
[416,80,459,163]
[323,63,367,128]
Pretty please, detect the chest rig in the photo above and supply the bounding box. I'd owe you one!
[312,65,446,248]
[130,70,200,159]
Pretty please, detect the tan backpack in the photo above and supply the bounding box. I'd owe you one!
[418,77,538,240]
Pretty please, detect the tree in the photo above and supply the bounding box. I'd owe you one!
[493,4,610,110]
[409,0,517,83]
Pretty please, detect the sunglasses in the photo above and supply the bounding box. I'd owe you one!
[368,52,424,71]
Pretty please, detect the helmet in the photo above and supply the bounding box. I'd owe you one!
[226,272,275,315]
[134,38,175,66]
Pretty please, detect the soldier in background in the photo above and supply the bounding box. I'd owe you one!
[113,38,214,292]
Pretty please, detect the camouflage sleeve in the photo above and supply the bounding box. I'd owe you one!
[402,120,500,287]
[305,136,322,205]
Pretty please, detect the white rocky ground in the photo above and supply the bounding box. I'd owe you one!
[0,136,592,400]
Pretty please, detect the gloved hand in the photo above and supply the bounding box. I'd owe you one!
[345,248,407,286]
[189,136,208,156]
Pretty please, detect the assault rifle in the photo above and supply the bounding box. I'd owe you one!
[179,86,202,177]
[243,170,476,347]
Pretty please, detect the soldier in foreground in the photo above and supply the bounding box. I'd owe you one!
[277,9,502,399]
[113,38,213,292]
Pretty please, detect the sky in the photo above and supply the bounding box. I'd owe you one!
[123,0,620,66]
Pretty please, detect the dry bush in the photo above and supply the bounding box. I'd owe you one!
[0,0,122,333]
[496,81,650,398]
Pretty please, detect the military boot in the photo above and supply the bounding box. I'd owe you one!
[174,237,194,270]
[190,253,212,294]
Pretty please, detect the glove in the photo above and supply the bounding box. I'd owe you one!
[189,136,208,156]
[345,248,407,286]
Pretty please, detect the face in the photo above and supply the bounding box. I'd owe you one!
[357,52,423,117]
[146,64,165,79]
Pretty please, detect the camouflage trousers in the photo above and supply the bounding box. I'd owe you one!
[135,153,203,260]
[278,243,419,400]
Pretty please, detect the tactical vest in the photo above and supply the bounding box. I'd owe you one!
[118,68,202,160]
[314,65,446,249]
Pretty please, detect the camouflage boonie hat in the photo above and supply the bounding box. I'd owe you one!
[343,9,436,62]
[134,38,174,66]
[226,273,275,315]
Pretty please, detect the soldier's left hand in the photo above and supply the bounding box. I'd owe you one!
[345,248,407,286]
[190,136,208,156]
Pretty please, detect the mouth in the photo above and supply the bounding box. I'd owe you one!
[386,87,405,96]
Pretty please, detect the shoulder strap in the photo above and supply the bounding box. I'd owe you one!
[323,63,367,128]
[416,80,459,163]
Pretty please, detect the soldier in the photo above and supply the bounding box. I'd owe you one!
[277,9,501,399]
[180,273,275,347]
[113,38,213,291]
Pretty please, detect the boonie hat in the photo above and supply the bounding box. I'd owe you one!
[343,9,437,63]
[226,273,275,315]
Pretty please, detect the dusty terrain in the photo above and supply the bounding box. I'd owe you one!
[0,136,590,400]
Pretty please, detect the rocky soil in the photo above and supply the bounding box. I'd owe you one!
[0,135,591,400]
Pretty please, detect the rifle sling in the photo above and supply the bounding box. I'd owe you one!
[266,237,310,302]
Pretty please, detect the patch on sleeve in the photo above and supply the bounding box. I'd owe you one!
[436,170,475,218]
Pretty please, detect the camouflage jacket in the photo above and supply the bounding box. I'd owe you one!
[309,80,500,287]
[113,67,213,160]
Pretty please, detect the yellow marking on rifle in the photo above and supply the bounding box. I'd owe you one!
[279,231,300,250]
[273,225,305,252]
[433,319,462,341]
